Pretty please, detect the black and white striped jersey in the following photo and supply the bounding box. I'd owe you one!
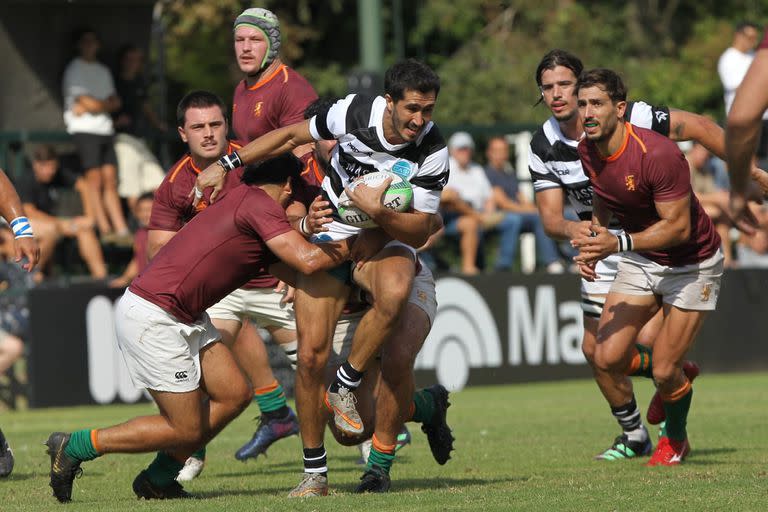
[528,102,670,221]
[309,94,449,214]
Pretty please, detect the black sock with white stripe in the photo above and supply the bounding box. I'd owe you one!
[611,395,648,443]
[303,445,327,476]
[329,361,363,393]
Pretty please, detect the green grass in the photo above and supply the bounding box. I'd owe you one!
[2,373,767,511]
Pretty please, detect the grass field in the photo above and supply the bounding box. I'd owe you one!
[1,372,767,511]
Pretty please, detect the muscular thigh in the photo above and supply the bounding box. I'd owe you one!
[353,245,415,299]
[197,341,251,403]
[595,292,659,365]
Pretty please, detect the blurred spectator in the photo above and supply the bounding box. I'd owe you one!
[16,145,107,280]
[62,28,131,245]
[734,206,768,267]
[0,226,29,381]
[113,45,166,210]
[686,142,734,267]
[440,132,489,275]
[109,191,153,288]
[718,21,768,163]
[484,136,563,272]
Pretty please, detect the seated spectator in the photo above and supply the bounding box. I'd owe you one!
[113,45,166,211]
[109,191,153,288]
[440,132,490,275]
[686,142,734,266]
[16,145,107,280]
[484,136,563,272]
[734,205,768,267]
[62,28,131,245]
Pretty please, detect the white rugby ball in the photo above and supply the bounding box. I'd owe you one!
[337,171,413,228]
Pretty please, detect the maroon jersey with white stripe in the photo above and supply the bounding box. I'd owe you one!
[131,185,292,323]
[231,64,317,144]
[578,123,720,266]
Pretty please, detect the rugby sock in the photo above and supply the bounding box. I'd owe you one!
[626,344,653,378]
[661,380,693,441]
[367,434,396,474]
[410,389,436,424]
[280,340,298,370]
[145,451,184,488]
[303,445,327,477]
[610,395,648,443]
[329,361,363,393]
[64,429,101,462]
[254,380,289,419]
[190,447,206,460]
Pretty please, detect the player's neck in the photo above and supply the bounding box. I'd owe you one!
[559,115,583,142]
[596,121,627,158]
[191,154,219,171]
[256,183,283,203]
[245,59,283,88]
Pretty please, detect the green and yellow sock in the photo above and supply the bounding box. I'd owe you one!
[145,451,184,488]
[626,344,653,378]
[253,380,288,417]
[190,447,206,460]
[64,429,101,462]
[410,389,436,424]
[367,434,396,474]
[661,381,693,441]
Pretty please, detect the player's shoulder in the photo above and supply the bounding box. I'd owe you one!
[283,66,315,89]
[417,123,447,154]
[631,125,680,158]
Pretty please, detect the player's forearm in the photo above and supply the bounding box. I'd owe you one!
[669,110,726,160]
[295,237,352,274]
[0,170,26,223]
[237,122,313,166]
[626,218,690,253]
[76,95,110,114]
[369,209,434,248]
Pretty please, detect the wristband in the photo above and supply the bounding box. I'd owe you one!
[616,232,634,252]
[10,216,34,239]
[217,151,243,172]
[299,215,310,236]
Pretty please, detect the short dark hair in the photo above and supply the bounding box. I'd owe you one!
[32,144,58,162]
[73,27,98,46]
[241,153,303,186]
[735,21,760,34]
[575,68,627,103]
[535,49,584,87]
[176,90,227,128]
[384,59,440,102]
[304,97,336,120]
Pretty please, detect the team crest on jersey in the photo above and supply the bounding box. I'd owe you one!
[253,102,263,117]
[391,159,413,180]
[700,283,712,302]
[625,174,636,191]
[654,110,668,123]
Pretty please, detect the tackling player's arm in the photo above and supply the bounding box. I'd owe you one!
[194,120,315,204]
[0,169,40,271]
[266,230,353,275]
[536,187,592,240]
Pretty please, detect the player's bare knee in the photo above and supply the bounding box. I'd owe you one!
[651,362,679,390]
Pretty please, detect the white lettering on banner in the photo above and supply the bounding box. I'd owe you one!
[415,278,503,391]
[85,296,143,404]
[508,286,585,366]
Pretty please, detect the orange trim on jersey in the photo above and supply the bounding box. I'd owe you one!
[247,64,288,90]
[301,156,325,183]
[253,380,280,396]
[168,155,192,183]
[627,123,647,154]
[229,141,243,151]
[604,122,631,162]
[91,429,101,454]
[660,379,692,403]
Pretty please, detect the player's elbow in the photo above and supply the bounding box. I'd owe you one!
[674,222,691,244]
[727,107,761,133]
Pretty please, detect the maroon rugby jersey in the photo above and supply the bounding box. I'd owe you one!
[761,27,768,49]
[578,123,720,266]
[131,185,292,323]
[232,64,317,144]
[133,227,149,274]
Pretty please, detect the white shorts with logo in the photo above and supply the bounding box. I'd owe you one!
[580,252,621,318]
[610,249,724,311]
[115,289,221,392]
[327,262,437,367]
[206,287,296,330]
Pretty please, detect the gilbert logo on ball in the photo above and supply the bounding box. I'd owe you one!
[337,171,413,228]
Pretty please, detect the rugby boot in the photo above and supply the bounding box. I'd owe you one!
[421,385,455,465]
[235,407,300,461]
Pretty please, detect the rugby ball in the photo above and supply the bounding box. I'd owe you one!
[337,171,413,228]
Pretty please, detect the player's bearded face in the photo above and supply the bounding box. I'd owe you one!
[539,66,578,122]
[578,86,622,142]
[385,90,437,144]
[234,26,269,75]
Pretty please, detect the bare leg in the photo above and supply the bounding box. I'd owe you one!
[0,333,24,375]
[67,217,107,279]
[100,164,129,234]
[83,168,111,235]
[456,215,481,275]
